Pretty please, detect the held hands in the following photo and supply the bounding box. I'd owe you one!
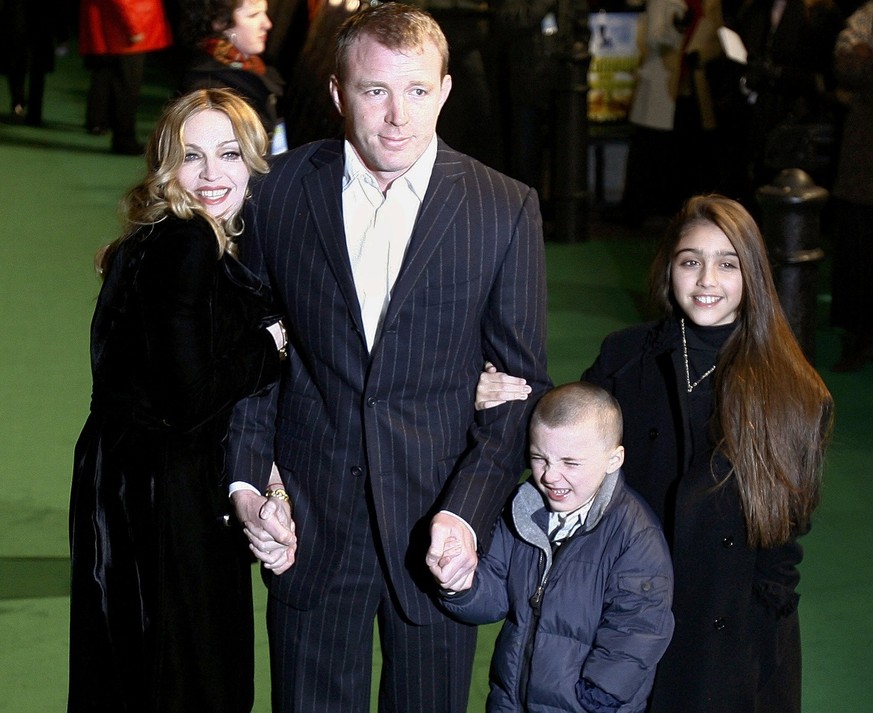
[475,361,530,411]
[426,511,478,593]
[231,488,297,575]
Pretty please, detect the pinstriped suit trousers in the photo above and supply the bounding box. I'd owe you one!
[266,491,477,713]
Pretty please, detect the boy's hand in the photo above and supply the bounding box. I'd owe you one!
[426,512,478,592]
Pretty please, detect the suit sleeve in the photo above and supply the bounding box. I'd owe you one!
[138,225,280,433]
[439,187,550,551]
[225,207,281,491]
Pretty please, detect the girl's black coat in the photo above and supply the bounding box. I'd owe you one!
[583,318,805,713]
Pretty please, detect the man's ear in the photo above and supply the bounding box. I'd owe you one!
[329,75,345,117]
[438,74,452,110]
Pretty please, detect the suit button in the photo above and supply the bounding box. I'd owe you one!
[648,428,658,440]
[351,466,363,477]
[713,618,726,631]
[722,536,735,547]
[366,397,377,407]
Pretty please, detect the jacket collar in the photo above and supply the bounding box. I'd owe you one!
[512,471,623,557]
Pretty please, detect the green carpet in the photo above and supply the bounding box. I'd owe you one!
[1,51,871,712]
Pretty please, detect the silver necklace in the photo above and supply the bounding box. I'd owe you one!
[680,318,716,393]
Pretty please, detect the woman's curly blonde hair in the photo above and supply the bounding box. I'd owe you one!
[97,88,269,273]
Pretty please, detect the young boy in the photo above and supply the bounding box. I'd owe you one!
[431,382,674,712]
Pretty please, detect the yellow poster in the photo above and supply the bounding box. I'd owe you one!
[588,12,642,123]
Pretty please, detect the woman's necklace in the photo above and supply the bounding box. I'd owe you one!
[681,318,717,393]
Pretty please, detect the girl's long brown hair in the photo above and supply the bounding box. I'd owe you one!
[651,194,833,548]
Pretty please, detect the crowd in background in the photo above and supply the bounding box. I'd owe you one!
[3,0,869,205]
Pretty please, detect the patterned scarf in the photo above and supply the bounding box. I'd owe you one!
[200,37,266,76]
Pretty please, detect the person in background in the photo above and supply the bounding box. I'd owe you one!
[68,88,292,713]
[79,0,173,154]
[434,381,674,713]
[476,194,833,712]
[611,0,724,226]
[1,0,69,125]
[275,0,353,148]
[226,4,550,712]
[829,0,873,371]
[180,0,286,152]
[733,0,843,193]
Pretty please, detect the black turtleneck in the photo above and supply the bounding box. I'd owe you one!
[682,318,735,385]
[678,316,737,462]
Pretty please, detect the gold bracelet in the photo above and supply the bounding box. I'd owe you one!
[264,487,290,502]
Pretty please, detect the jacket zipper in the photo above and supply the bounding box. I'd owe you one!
[519,549,549,707]
[518,533,580,709]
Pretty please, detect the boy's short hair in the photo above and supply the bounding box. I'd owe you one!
[531,381,623,448]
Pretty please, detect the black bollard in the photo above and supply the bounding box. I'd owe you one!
[549,0,591,243]
[756,169,828,364]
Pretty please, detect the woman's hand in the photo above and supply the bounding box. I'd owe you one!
[232,487,297,575]
[475,361,531,411]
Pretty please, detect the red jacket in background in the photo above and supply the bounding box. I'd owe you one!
[79,0,172,56]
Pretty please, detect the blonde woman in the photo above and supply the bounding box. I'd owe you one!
[68,89,291,713]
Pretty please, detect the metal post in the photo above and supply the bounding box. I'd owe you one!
[755,169,828,364]
[550,0,591,243]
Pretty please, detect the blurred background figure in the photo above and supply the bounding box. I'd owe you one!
[263,0,309,89]
[829,0,873,371]
[277,0,354,148]
[488,0,555,196]
[610,0,724,227]
[180,0,286,152]
[428,0,499,166]
[79,0,173,154]
[730,0,843,197]
[1,0,70,126]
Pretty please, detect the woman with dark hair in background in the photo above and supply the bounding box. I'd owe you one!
[180,0,286,151]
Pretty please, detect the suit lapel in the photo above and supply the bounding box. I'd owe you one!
[302,144,365,335]
[380,144,467,333]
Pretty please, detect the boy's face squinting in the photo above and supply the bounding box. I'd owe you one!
[529,420,624,513]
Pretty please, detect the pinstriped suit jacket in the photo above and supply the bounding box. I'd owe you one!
[227,139,550,624]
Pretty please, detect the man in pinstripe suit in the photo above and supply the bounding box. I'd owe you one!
[228,4,549,712]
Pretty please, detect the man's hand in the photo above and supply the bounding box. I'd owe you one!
[426,511,478,592]
[232,489,297,575]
